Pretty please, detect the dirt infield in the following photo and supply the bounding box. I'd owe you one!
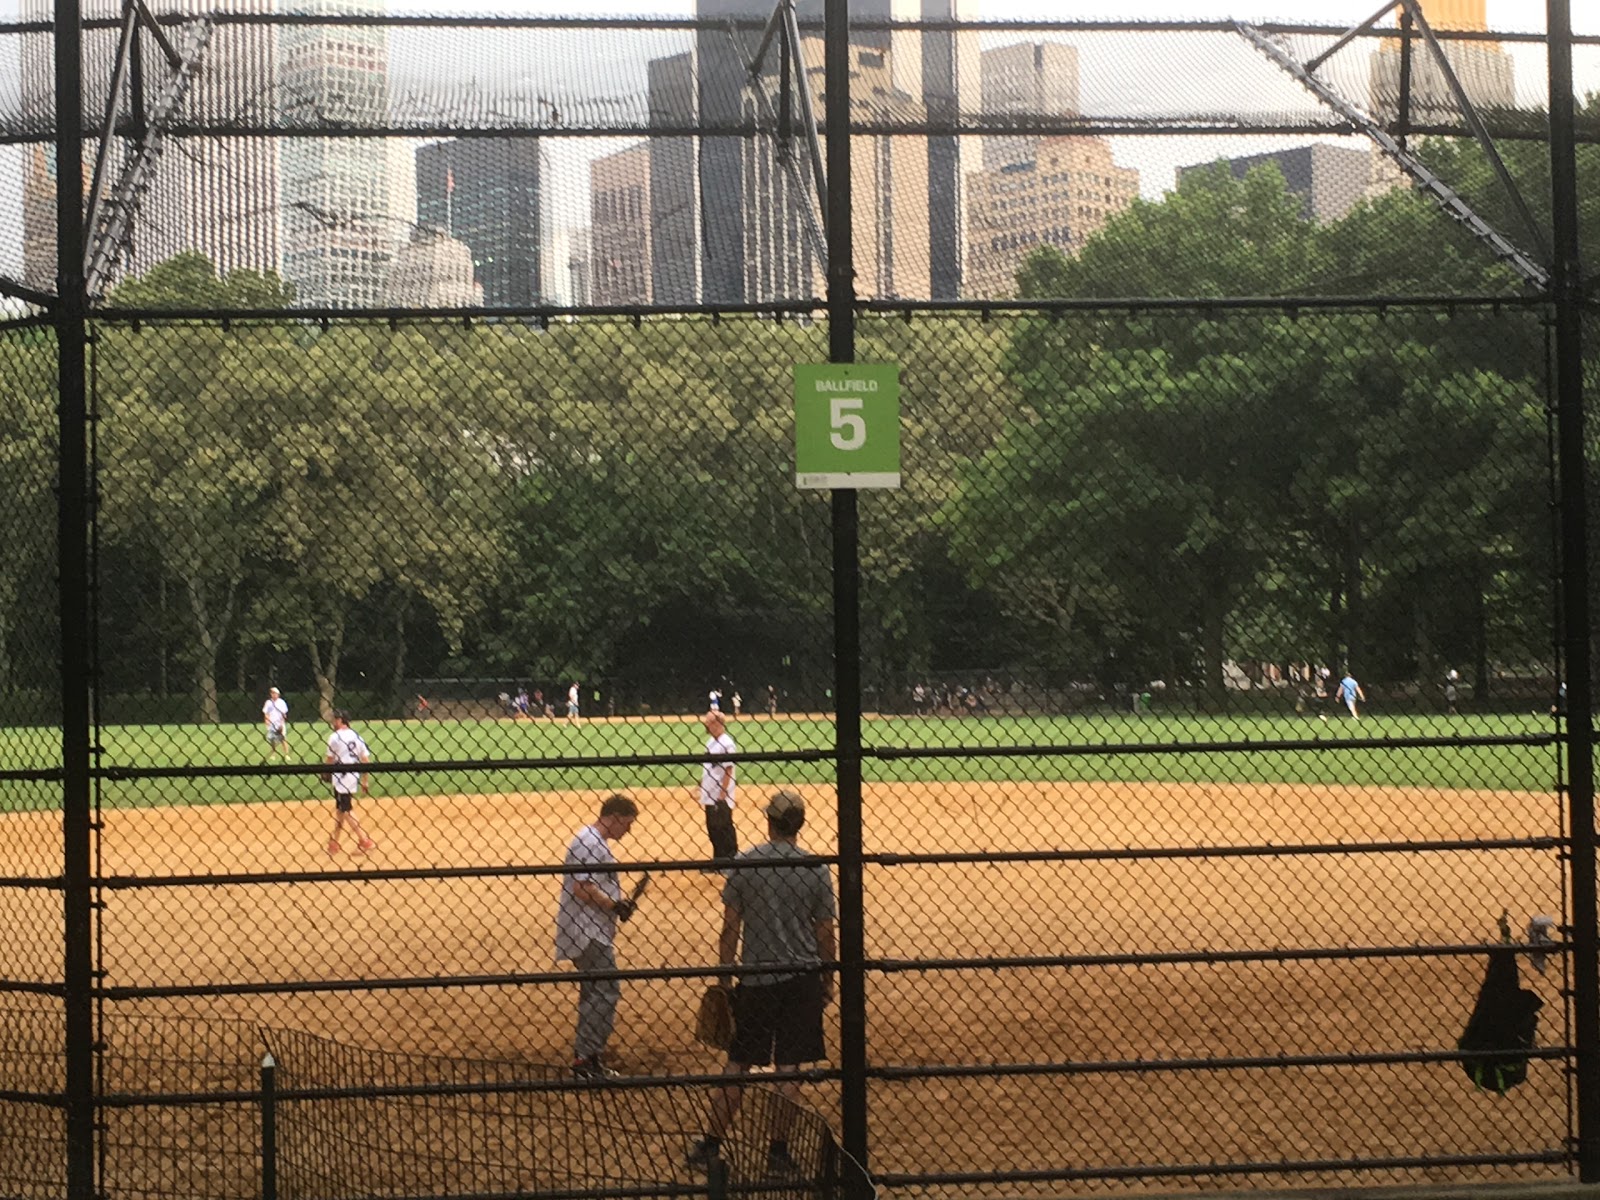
[0,779,1572,1192]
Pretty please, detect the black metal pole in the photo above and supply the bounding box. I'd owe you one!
[824,1,867,1197]
[1548,0,1599,1180]
[55,0,95,1197]
[1396,3,1414,152]
[260,1053,278,1200]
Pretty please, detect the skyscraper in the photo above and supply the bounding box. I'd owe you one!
[964,135,1137,299]
[648,52,700,305]
[1177,145,1371,224]
[278,0,392,307]
[742,38,930,303]
[695,0,974,303]
[590,144,652,305]
[415,139,547,307]
[980,42,1080,170]
[20,0,281,295]
[1368,0,1514,127]
[1366,0,1514,199]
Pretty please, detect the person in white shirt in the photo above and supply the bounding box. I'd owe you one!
[324,709,375,857]
[699,710,738,866]
[567,682,581,724]
[554,793,640,1078]
[261,687,290,759]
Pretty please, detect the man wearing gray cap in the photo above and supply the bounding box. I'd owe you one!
[686,790,836,1179]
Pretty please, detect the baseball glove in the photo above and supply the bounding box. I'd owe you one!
[695,984,735,1050]
[318,772,333,784]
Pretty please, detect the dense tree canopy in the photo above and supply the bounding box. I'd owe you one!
[5,124,1591,721]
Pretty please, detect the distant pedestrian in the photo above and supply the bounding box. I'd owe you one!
[1338,670,1366,719]
[1444,669,1460,715]
[731,691,743,716]
[261,687,291,759]
[415,694,431,720]
[699,710,738,865]
[708,688,722,713]
[324,709,375,857]
[567,682,581,723]
[766,685,778,717]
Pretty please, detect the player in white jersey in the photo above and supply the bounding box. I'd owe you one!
[261,687,290,759]
[324,709,375,857]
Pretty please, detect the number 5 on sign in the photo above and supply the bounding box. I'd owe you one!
[794,363,901,489]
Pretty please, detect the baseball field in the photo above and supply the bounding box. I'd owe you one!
[0,710,1573,1192]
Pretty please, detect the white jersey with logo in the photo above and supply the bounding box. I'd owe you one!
[326,727,369,794]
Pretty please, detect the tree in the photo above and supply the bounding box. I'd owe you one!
[0,325,59,702]
[96,255,295,721]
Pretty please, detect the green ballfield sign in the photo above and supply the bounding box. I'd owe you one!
[793,362,901,489]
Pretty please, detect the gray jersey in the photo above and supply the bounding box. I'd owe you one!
[722,840,837,987]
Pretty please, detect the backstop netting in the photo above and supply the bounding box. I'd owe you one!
[0,4,1597,1199]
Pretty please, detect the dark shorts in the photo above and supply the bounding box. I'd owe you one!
[729,974,826,1067]
[334,791,354,813]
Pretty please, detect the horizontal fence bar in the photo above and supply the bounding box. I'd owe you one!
[99,855,842,888]
[0,980,66,996]
[868,731,1558,759]
[99,747,830,781]
[871,1047,1573,1080]
[90,730,1557,783]
[22,119,1591,145]
[868,836,1562,867]
[90,301,825,323]
[0,1089,65,1106]
[98,835,1557,891]
[79,294,1550,326]
[95,1066,838,1107]
[99,937,1551,1001]
[876,941,1562,973]
[3,13,1589,41]
[86,1049,1572,1110]
[873,1151,1569,1188]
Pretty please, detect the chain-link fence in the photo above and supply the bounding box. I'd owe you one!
[2,4,1598,1199]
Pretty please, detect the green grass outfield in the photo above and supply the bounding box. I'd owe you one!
[0,711,1567,812]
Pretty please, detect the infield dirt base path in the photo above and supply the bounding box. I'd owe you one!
[0,779,1569,1192]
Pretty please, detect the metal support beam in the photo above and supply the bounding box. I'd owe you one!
[784,0,828,242]
[53,0,94,1196]
[1398,0,1549,263]
[1547,0,1598,1179]
[1304,0,1393,74]
[824,4,867,1200]
[84,16,213,295]
[1235,20,1549,291]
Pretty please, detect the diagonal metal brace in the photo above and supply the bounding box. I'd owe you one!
[84,14,214,296]
[1234,20,1549,293]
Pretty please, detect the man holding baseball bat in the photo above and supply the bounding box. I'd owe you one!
[555,793,644,1079]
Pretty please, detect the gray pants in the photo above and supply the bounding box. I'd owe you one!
[573,939,620,1060]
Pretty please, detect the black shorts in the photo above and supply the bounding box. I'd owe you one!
[729,974,826,1067]
[334,791,354,813]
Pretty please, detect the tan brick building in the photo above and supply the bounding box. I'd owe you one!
[964,136,1139,300]
[590,144,652,305]
[741,38,931,302]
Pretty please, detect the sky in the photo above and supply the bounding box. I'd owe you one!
[0,0,1592,288]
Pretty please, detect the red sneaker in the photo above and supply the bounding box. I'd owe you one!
[356,838,376,854]
[327,840,340,857]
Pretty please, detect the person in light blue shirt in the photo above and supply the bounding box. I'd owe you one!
[1338,671,1366,719]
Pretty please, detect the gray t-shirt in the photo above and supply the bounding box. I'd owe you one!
[722,840,837,987]
[553,824,621,963]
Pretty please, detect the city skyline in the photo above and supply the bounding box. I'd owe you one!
[0,0,1589,299]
